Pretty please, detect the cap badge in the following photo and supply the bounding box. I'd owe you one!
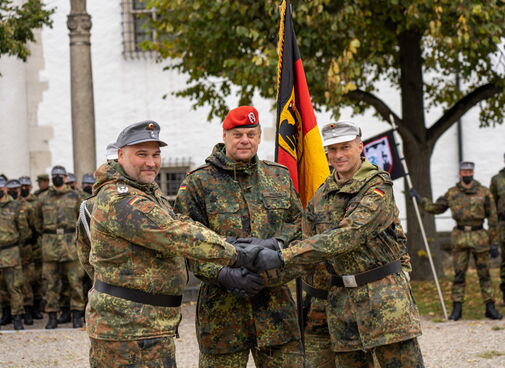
[146,123,155,130]
[248,112,256,124]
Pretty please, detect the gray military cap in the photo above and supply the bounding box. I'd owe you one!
[116,120,167,148]
[51,166,67,176]
[106,142,119,160]
[67,173,76,183]
[0,177,6,187]
[459,161,475,170]
[19,176,32,186]
[321,121,362,147]
[81,173,95,185]
[6,179,21,189]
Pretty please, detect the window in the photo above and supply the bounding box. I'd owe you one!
[121,0,156,58]
[156,157,193,204]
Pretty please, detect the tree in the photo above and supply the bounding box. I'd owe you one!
[0,0,53,64]
[146,0,505,280]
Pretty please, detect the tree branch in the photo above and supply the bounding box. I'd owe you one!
[346,89,416,143]
[427,83,502,145]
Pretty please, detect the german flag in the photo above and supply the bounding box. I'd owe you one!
[275,0,329,208]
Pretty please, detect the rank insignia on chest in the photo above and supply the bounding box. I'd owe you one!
[117,183,129,194]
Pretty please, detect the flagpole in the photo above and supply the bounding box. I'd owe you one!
[389,115,448,320]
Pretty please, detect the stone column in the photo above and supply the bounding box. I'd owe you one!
[67,0,96,181]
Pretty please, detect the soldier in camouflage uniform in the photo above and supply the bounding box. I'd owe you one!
[412,161,502,321]
[34,174,50,196]
[244,121,424,367]
[33,165,85,329]
[490,153,505,305]
[0,177,31,330]
[78,121,265,368]
[174,106,304,368]
[19,176,43,321]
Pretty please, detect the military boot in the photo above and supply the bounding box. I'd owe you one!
[12,315,25,330]
[0,306,12,326]
[45,312,58,329]
[57,307,71,324]
[448,302,462,321]
[72,310,83,328]
[485,301,503,320]
[32,299,43,320]
[23,306,34,325]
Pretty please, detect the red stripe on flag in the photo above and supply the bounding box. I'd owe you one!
[294,59,317,135]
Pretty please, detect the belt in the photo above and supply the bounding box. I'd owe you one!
[94,279,183,307]
[0,241,19,251]
[43,228,76,235]
[330,260,401,288]
[456,225,483,232]
[301,280,328,299]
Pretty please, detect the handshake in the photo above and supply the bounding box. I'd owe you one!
[217,237,285,298]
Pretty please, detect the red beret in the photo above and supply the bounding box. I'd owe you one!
[222,106,260,130]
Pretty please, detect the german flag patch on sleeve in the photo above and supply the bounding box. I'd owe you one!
[128,197,143,206]
[373,188,385,197]
[179,185,187,191]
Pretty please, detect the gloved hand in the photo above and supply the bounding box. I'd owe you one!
[217,267,264,297]
[408,188,422,203]
[235,237,283,251]
[232,243,263,269]
[489,244,500,259]
[253,248,284,272]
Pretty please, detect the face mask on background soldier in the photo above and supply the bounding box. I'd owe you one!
[20,188,30,198]
[462,176,473,185]
[0,191,4,199]
[83,185,92,194]
[7,190,18,199]
[52,175,64,187]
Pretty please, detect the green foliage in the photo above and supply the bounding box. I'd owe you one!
[145,0,505,124]
[0,0,54,62]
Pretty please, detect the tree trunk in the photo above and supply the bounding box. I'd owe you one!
[398,30,444,280]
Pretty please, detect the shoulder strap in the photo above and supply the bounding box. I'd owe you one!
[79,200,92,241]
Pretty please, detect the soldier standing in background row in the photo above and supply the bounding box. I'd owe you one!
[0,177,30,330]
[34,174,50,197]
[490,153,505,305]
[412,161,502,321]
[79,121,266,368]
[34,166,85,329]
[67,173,77,191]
[175,106,304,368]
[19,176,44,321]
[81,173,95,198]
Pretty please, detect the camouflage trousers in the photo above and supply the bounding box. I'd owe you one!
[451,248,493,303]
[89,336,176,368]
[498,221,505,294]
[199,340,304,368]
[304,333,335,368]
[334,338,424,368]
[0,266,25,315]
[32,257,45,302]
[21,262,34,307]
[43,261,85,312]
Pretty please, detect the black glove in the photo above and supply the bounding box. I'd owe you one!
[408,188,421,203]
[489,244,500,259]
[217,267,264,297]
[235,237,283,251]
[253,248,284,272]
[232,243,263,269]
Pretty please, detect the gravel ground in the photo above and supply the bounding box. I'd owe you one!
[1,303,505,368]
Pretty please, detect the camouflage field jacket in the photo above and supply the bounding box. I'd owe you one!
[282,160,422,351]
[0,195,30,268]
[85,161,237,341]
[421,180,498,251]
[33,186,81,262]
[174,143,303,354]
